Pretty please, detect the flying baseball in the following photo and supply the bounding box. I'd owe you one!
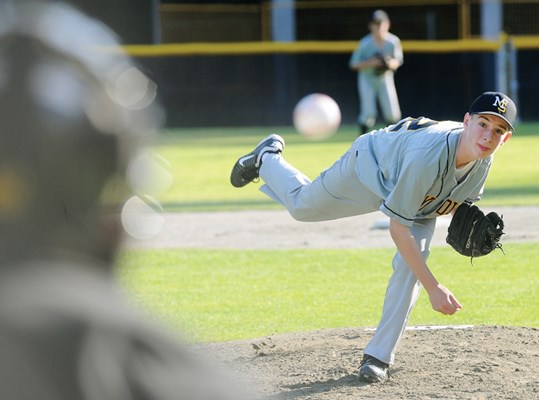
[293,93,341,140]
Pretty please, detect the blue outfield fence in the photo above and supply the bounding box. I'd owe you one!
[516,50,539,119]
[129,40,539,128]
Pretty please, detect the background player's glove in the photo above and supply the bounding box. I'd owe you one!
[374,53,391,74]
[446,202,505,258]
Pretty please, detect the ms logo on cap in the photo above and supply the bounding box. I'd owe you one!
[469,91,517,130]
[493,96,508,114]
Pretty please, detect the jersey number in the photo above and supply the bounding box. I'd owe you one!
[389,117,438,132]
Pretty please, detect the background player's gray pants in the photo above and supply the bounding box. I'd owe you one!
[259,152,435,366]
[358,72,401,128]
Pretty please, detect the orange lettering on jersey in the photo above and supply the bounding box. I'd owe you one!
[436,200,458,215]
[419,195,436,210]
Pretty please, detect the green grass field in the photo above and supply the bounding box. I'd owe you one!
[153,122,539,211]
[118,122,539,343]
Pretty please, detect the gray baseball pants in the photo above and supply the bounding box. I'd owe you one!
[259,151,436,365]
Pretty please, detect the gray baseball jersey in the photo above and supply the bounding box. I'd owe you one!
[357,117,488,226]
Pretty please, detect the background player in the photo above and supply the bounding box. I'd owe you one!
[230,91,516,383]
[349,9,403,136]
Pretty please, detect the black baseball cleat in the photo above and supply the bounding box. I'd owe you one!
[230,134,285,188]
[358,354,389,383]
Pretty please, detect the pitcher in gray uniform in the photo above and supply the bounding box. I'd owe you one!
[230,91,516,383]
[349,10,403,136]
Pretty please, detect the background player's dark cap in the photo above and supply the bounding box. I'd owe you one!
[469,91,516,131]
[371,10,389,23]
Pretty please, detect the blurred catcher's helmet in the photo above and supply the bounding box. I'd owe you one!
[0,1,163,256]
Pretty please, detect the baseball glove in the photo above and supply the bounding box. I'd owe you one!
[446,202,505,258]
[374,53,391,75]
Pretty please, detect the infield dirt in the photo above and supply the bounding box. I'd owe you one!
[126,206,539,251]
[198,325,538,400]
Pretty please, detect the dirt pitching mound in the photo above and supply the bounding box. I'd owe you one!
[199,325,539,400]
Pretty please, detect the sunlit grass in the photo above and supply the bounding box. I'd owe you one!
[118,243,538,343]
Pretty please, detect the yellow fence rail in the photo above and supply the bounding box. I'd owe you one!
[119,36,539,57]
